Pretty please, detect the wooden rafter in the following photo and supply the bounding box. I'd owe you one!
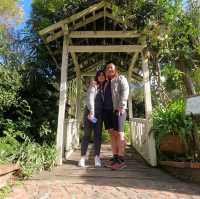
[41,36,60,69]
[45,11,105,43]
[68,31,140,38]
[39,1,106,36]
[68,45,145,53]
[71,11,104,31]
[39,2,138,44]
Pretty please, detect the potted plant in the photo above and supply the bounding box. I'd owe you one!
[152,100,200,183]
[152,100,193,157]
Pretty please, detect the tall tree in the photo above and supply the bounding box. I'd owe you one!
[0,0,23,30]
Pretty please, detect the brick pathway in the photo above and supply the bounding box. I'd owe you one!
[6,145,200,199]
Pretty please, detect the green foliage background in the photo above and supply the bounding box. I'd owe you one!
[0,0,200,177]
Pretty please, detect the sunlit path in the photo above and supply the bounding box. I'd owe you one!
[6,145,200,199]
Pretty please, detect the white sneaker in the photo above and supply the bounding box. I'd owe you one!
[94,156,101,167]
[78,157,86,167]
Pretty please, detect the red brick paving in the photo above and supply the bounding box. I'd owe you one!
[6,145,200,199]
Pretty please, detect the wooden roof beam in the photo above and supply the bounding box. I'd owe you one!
[69,31,140,38]
[68,45,145,53]
[45,11,105,43]
[41,36,60,69]
[39,1,106,36]
[71,11,104,31]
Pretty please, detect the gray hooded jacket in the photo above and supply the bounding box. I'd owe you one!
[104,75,129,110]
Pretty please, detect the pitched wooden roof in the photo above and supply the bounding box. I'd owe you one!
[38,1,144,81]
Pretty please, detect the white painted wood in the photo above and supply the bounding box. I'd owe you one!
[64,119,79,159]
[131,117,157,166]
[70,51,81,148]
[56,35,69,165]
[128,53,139,144]
[141,51,157,167]
[142,52,152,118]
[69,45,144,53]
[69,31,140,38]
[131,118,147,156]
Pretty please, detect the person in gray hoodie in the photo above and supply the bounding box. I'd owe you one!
[103,62,129,170]
[78,70,106,167]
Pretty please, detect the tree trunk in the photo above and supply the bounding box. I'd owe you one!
[176,58,200,161]
[176,59,196,95]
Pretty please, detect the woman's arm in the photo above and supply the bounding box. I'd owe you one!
[86,82,97,115]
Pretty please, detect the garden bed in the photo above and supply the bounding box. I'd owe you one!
[159,161,200,183]
[0,164,20,189]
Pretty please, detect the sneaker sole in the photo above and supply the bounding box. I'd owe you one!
[111,164,127,170]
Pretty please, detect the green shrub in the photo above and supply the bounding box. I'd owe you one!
[17,142,57,178]
[0,68,22,112]
[124,121,131,143]
[0,130,21,164]
[152,100,193,153]
[0,126,57,178]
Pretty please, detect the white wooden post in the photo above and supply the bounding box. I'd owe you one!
[75,76,81,147]
[141,51,157,166]
[141,52,152,118]
[128,53,138,144]
[56,35,69,165]
[70,50,81,148]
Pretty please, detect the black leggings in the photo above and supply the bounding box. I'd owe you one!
[81,108,103,156]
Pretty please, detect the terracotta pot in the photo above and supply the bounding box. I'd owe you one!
[159,134,186,154]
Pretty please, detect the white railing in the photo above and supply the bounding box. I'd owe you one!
[63,119,79,159]
[130,118,157,166]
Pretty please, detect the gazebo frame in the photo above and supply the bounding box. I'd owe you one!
[39,1,157,166]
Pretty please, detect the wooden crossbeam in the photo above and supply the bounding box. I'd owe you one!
[41,36,60,69]
[72,12,104,31]
[69,31,140,38]
[68,45,145,53]
[39,1,105,36]
[46,31,64,44]
[45,12,105,43]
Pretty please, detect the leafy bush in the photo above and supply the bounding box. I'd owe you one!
[0,127,57,178]
[17,142,57,178]
[0,68,22,112]
[0,129,21,164]
[152,100,193,151]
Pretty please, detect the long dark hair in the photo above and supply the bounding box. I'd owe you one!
[95,70,106,85]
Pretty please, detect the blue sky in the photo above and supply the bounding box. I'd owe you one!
[16,0,32,30]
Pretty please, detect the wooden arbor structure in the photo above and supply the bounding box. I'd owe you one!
[39,1,157,166]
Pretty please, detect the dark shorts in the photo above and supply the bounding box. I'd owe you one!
[103,109,127,132]
[113,110,127,132]
[103,109,114,130]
